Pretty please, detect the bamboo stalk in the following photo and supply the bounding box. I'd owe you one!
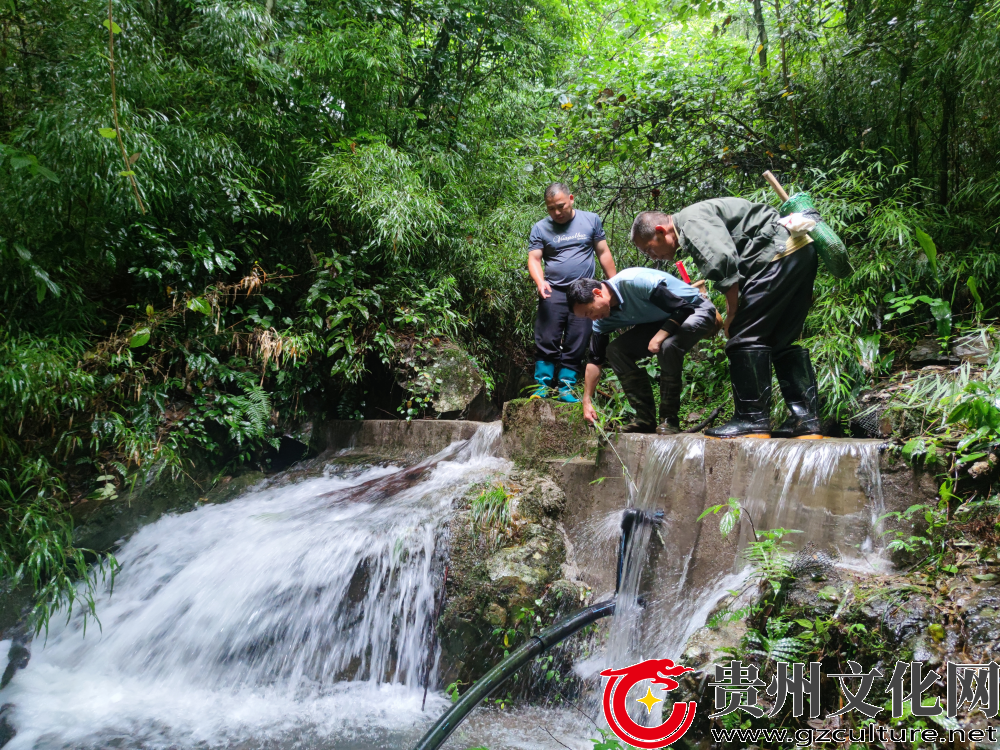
[107,0,145,214]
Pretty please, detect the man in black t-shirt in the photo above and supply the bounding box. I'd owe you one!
[527,183,616,401]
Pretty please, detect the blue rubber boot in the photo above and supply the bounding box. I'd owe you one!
[556,367,580,403]
[530,360,556,399]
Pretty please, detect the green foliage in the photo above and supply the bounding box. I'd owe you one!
[745,618,807,664]
[0,478,117,636]
[880,494,953,561]
[743,528,801,597]
[445,680,464,703]
[590,729,629,750]
[470,483,514,551]
[492,603,539,658]
[2,0,999,631]
[699,497,742,538]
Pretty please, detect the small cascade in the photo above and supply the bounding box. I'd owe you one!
[597,435,889,714]
[732,438,887,569]
[2,423,503,750]
[605,436,708,668]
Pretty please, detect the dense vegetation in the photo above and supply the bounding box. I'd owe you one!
[2,0,999,628]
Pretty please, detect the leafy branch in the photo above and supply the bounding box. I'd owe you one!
[103,0,144,214]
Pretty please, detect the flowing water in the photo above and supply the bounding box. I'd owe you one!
[601,437,889,670]
[577,436,889,739]
[2,425,504,750]
[733,438,888,571]
[0,426,890,750]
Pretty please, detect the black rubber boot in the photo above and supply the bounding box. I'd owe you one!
[771,348,823,438]
[656,358,683,436]
[617,372,657,433]
[704,349,773,439]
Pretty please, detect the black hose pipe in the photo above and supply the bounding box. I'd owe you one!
[411,598,616,750]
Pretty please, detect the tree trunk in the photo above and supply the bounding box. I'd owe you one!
[938,87,955,206]
[752,0,768,69]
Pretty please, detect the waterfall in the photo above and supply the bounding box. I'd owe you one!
[605,436,708,668]
[0,422,892,750]
[597,436,887,695]
[732,438,887,570]
[1,423,503,750]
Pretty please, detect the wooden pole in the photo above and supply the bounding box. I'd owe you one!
[762,170,790,202]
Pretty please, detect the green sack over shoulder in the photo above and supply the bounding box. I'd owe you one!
[779,192,853,279]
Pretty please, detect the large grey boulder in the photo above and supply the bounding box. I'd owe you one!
[951,331,998,365]
[399,342,489,416]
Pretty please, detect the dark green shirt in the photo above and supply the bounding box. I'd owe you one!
[672,197,787,292]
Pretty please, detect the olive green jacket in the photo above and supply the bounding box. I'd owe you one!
[672,197,787,292]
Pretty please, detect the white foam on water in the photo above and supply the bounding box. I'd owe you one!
[3,424,504,750]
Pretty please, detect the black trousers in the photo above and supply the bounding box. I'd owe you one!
[727,245,818,355]
[534,289,591,374]
[606,300,719,425]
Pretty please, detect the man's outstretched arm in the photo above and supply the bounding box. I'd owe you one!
[582,330,609,423]
[582,363,602,424]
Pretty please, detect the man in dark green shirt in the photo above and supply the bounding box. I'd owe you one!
[629,198,821,439]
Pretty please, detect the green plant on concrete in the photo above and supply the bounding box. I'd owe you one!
[700,498,799,596]
[744,528,801,597]
[590,371,635,432]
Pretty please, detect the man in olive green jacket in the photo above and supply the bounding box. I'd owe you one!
[629,197,821,439]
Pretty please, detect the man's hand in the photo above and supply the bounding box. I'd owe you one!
[527,249,550,298]
[692,279,708,299]
[582,363,602,424]
[648,329,671,354]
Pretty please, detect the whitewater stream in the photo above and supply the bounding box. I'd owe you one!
[0,425,888,750]
[2,428,512,750]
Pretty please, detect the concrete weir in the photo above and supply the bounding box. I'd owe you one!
[318,405,938,607]
[314,407,940,669]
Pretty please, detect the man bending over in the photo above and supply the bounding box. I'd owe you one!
[629,198,821,439]
[568,267,719,434]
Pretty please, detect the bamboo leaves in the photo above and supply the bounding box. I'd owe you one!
[914,227,938,275]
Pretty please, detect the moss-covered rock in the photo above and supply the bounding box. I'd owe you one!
[501,398,595,467]
[439,468,588,687]
[398,341,489,417]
